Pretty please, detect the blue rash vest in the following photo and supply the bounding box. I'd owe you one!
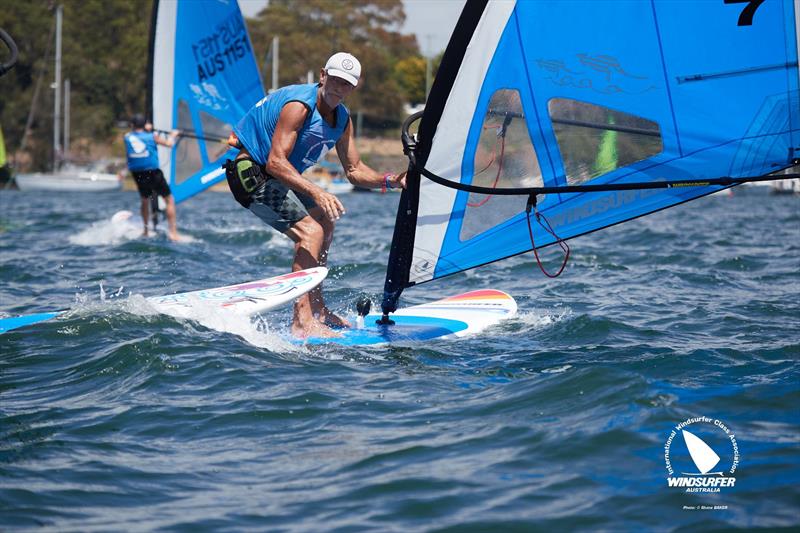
[233,83,350,172]
[124,131,160,172]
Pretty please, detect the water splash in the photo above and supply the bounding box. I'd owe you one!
[69,210,140,246]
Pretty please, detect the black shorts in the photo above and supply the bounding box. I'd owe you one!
[248,178,317,233]
[224,158,316,233]
[132,169,171,198]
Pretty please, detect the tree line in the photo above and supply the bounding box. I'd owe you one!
[0,0,441,171]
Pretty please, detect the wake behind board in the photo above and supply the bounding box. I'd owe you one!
[304,289,517,346]
[0,267,328,334]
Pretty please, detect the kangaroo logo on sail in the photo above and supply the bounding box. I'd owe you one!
[664,416,740,493]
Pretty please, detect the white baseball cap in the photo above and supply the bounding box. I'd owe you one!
[324,52,361,87]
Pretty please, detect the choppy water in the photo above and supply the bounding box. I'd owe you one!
[1,185,798,531]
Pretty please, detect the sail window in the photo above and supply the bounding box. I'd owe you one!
[460,89,543,242]
[175,99,202,185]
[199,110,233,163]
[548,98,662,185]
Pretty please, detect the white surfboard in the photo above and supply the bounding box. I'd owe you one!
[0,267,328,334]
[148,267,328,319]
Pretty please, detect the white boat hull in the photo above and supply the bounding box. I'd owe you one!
[323,180,354,194]
[770,178,800,195]
[15,171,122,192]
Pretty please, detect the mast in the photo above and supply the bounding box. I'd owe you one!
[795,0,799,91]
[53,4,62,170]
[63,78,70,160]
[271,36,279,92]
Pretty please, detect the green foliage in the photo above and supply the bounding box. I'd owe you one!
[394,56,426,105]
[248,0,420,127]
[0,0,149,169]
[0,0,426,170]
[0,1,56,168]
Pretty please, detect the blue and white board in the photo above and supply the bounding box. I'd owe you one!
[0,312,62,334]
[304,289,517,346]
[0,267,328,334]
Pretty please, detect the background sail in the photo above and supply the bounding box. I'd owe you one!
[149,0,264,203]
[383,0,799,312]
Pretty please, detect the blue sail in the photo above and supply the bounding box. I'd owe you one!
[382,0,799,314]
[148,0,264,203]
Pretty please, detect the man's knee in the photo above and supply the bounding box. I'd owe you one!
[289,216,324,244]
[309,207,335,234]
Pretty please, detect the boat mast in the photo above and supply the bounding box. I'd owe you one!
[271,36,279,92]
[63,78,70,160]
[53,4,62,170]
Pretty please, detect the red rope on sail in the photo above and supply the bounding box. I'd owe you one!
[473,124,499,175]
[525,203,570,278]
[467,127,507,208]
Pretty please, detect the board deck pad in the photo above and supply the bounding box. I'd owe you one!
[0,267,328,334]
[303,289,517,346]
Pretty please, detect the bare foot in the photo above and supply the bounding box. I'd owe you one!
[318,308,351,328]
[168,232,182,242]
[292,320,342,339]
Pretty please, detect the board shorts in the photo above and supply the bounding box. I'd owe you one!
[132,169,171,198]
[224,158,316,233]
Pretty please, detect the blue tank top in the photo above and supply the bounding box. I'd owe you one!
[233,83,350,173]
[124,131,160,172]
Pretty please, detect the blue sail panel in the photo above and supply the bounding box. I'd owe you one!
[150,0,265,203]
[382,0,799,310]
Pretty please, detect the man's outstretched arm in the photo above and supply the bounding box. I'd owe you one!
[336,119,406,191]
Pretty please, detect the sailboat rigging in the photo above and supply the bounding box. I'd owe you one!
[380,0,800,320]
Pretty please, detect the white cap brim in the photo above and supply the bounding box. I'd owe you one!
[327,69,358,87]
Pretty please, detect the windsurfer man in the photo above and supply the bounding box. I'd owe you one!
[224,52,406,338]
[123,115,182,241]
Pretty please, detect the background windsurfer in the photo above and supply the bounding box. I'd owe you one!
[123,115,182,241]
[224,52,407,338]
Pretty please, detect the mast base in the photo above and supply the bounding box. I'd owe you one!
[376,315,395,326]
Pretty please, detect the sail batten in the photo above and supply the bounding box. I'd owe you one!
[677,61,798,83]
[381,0,800,315]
